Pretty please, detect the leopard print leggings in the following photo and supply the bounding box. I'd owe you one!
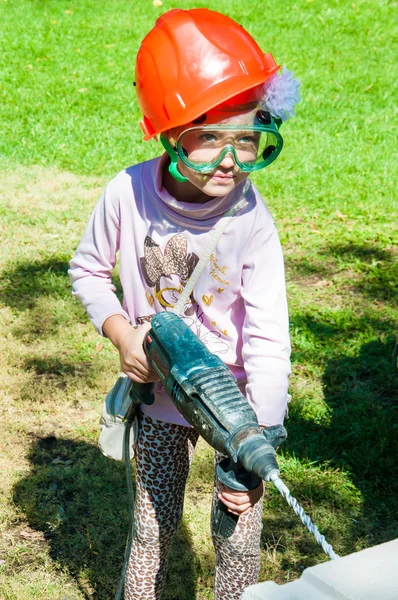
[124,413,264,600]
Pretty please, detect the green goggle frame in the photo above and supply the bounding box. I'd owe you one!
[160,116,283,183]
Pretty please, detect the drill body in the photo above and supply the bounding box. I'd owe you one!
[142,312,286,536]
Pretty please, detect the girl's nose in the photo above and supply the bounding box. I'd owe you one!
[219,149,236,169]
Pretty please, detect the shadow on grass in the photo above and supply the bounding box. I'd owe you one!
[325,243,397,302]
[255,330,397,576]
[0,259,71,310]
[13,436,198,600]
[325,244,393,263]
[273,240,397,563]
[285,240,397,502]
[0,257,123,339]
[286,327,397,547]
[24,356,93,377]
[21,355,103,394]
[16,356,102,403]
[287,242,397,302]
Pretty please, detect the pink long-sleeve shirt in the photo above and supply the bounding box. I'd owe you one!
[69,155,291,426]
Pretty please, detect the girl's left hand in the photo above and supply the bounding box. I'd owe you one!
[217,481,264,516]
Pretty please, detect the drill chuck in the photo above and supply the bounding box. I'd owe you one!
[237,434,280,482]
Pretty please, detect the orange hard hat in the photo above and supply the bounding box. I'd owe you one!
[135,9,280,140]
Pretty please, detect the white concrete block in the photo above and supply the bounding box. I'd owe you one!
[241,538,398,599]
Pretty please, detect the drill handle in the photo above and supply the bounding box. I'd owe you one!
[214,457,263,537]
[124,382,155,423]
[214,425,287,538]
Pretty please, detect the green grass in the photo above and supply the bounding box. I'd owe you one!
[0,0,397,598]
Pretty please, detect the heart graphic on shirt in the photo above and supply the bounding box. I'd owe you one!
[145,292,154,306]
[202,294,214,307]
[218,287,225,293]
[222,330,228,336]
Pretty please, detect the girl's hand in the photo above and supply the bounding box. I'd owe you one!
[217,481,264,516]
[102,315,159,383]
[118,323,160,383]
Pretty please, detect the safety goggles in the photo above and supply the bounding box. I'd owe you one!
[170,119,283,173]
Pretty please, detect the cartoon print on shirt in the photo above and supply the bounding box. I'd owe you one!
[139,233,228,354]
[140,233,199,308]
[181,300,229,355]
[140,234,199,287]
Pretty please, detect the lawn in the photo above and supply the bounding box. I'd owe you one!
[0,0,397,598]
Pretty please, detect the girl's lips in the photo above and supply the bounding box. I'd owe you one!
[211,172,234,181]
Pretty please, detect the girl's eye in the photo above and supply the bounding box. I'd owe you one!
[239,135,256,144]
[200,133,217,143]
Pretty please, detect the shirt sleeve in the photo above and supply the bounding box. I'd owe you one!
[240,212,291,426]
[68,183,130,334]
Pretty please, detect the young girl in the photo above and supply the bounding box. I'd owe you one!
[69,8,300,599]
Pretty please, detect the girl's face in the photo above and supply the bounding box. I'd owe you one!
[177,149,251,199]
[164,106,259,203]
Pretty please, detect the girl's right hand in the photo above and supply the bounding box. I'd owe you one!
[118,322,160,383]
[102,315,160,383]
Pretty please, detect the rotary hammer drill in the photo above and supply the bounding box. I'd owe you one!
[137,310,287,537]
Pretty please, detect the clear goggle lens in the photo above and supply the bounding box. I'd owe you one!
[175,124,283,173]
